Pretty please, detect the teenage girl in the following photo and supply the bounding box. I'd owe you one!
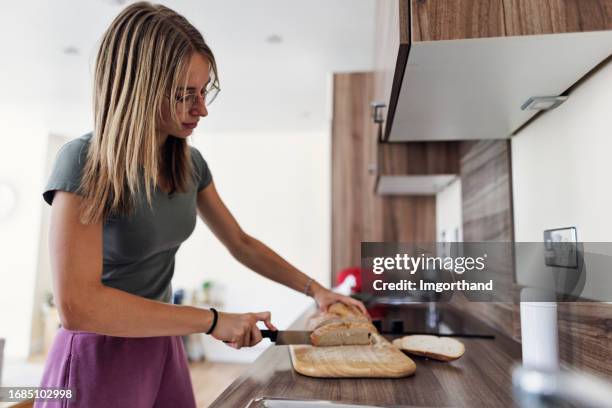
[36,2,367,407]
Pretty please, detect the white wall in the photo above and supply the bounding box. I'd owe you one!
[30,134,69,356]
[175,130,330,362]
[436,178,463,242]
[0,124,330,365]
[512,59,612,301]
[0,109,49,359]
[512,60,612,242]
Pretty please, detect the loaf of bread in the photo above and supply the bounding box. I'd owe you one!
[310,321,373,346]
[308,302,376,347]
[291,331,417,378]
[306,312,343,331]
[328,303,369,322]
[293,303,417,377]
[392,335,465,361]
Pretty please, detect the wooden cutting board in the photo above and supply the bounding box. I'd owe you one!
[289,333,416,378]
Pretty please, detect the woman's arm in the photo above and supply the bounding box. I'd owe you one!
[50,191,273,347]
[196,182,369,315]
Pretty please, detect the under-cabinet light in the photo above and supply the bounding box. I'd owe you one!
[521,96,568,111]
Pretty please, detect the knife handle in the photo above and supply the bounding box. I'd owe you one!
[260,329,278,342]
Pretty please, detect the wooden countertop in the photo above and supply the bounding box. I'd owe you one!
[209,303,522,407]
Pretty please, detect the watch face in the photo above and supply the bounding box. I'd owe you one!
[0,183,17,220]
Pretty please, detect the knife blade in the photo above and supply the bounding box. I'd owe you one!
[261,330,312,345]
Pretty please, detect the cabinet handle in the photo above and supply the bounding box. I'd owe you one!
[370,101,386,124]
[371,101,386,143]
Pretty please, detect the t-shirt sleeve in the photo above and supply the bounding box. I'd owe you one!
[191,146,213,192]
[42,139,88,206]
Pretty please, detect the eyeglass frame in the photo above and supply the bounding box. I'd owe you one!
[164,82,220,110]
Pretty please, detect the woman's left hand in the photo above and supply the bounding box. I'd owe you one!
[311,284,370,319]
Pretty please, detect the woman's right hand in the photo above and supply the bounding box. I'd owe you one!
[211,311,277,349]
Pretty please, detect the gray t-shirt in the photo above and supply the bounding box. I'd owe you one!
[42,132,212,303]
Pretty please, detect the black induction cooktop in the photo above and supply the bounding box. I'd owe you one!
[364,301,496,339]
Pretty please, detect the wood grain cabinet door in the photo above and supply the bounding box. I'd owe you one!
[331,73,437,284]
[411,0,612,40]
[503,0,612,36]
[411,0,506,41]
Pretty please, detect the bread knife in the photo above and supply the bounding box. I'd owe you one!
[261,330,312,345]
[261,329,494,344]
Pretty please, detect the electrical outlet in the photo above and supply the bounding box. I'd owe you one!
[543,227,578,268]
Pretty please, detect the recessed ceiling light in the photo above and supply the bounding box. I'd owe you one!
[102,0,127,5]
[63,46,80,56]
[266,34,283,44]
[521,96,568,111]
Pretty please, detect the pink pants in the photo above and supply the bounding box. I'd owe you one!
[34,328,197,407]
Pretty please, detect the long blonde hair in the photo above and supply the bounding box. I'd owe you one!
[79,1,219,224]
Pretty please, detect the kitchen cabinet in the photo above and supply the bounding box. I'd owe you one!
[331,72,436,284]
[375,141,460,194]
[374,0,612,141]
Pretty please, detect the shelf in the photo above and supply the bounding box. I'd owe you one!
[376,174,457,195]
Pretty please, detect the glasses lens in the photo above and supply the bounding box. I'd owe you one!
[176,94,201,110]
[174,94,192,111]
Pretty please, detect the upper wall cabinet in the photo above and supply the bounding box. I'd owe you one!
[374,0,612,141]
[376,141,460,195]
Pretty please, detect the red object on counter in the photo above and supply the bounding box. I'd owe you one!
[336,267,362,292]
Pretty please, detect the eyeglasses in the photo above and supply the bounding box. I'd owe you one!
[166,83,220,110]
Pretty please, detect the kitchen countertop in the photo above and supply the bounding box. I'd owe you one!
[209,303,522,407]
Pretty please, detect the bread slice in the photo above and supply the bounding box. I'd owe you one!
[392,335,465,361]
[310,321,374,346]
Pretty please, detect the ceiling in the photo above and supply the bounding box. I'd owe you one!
[0,0,376,136]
